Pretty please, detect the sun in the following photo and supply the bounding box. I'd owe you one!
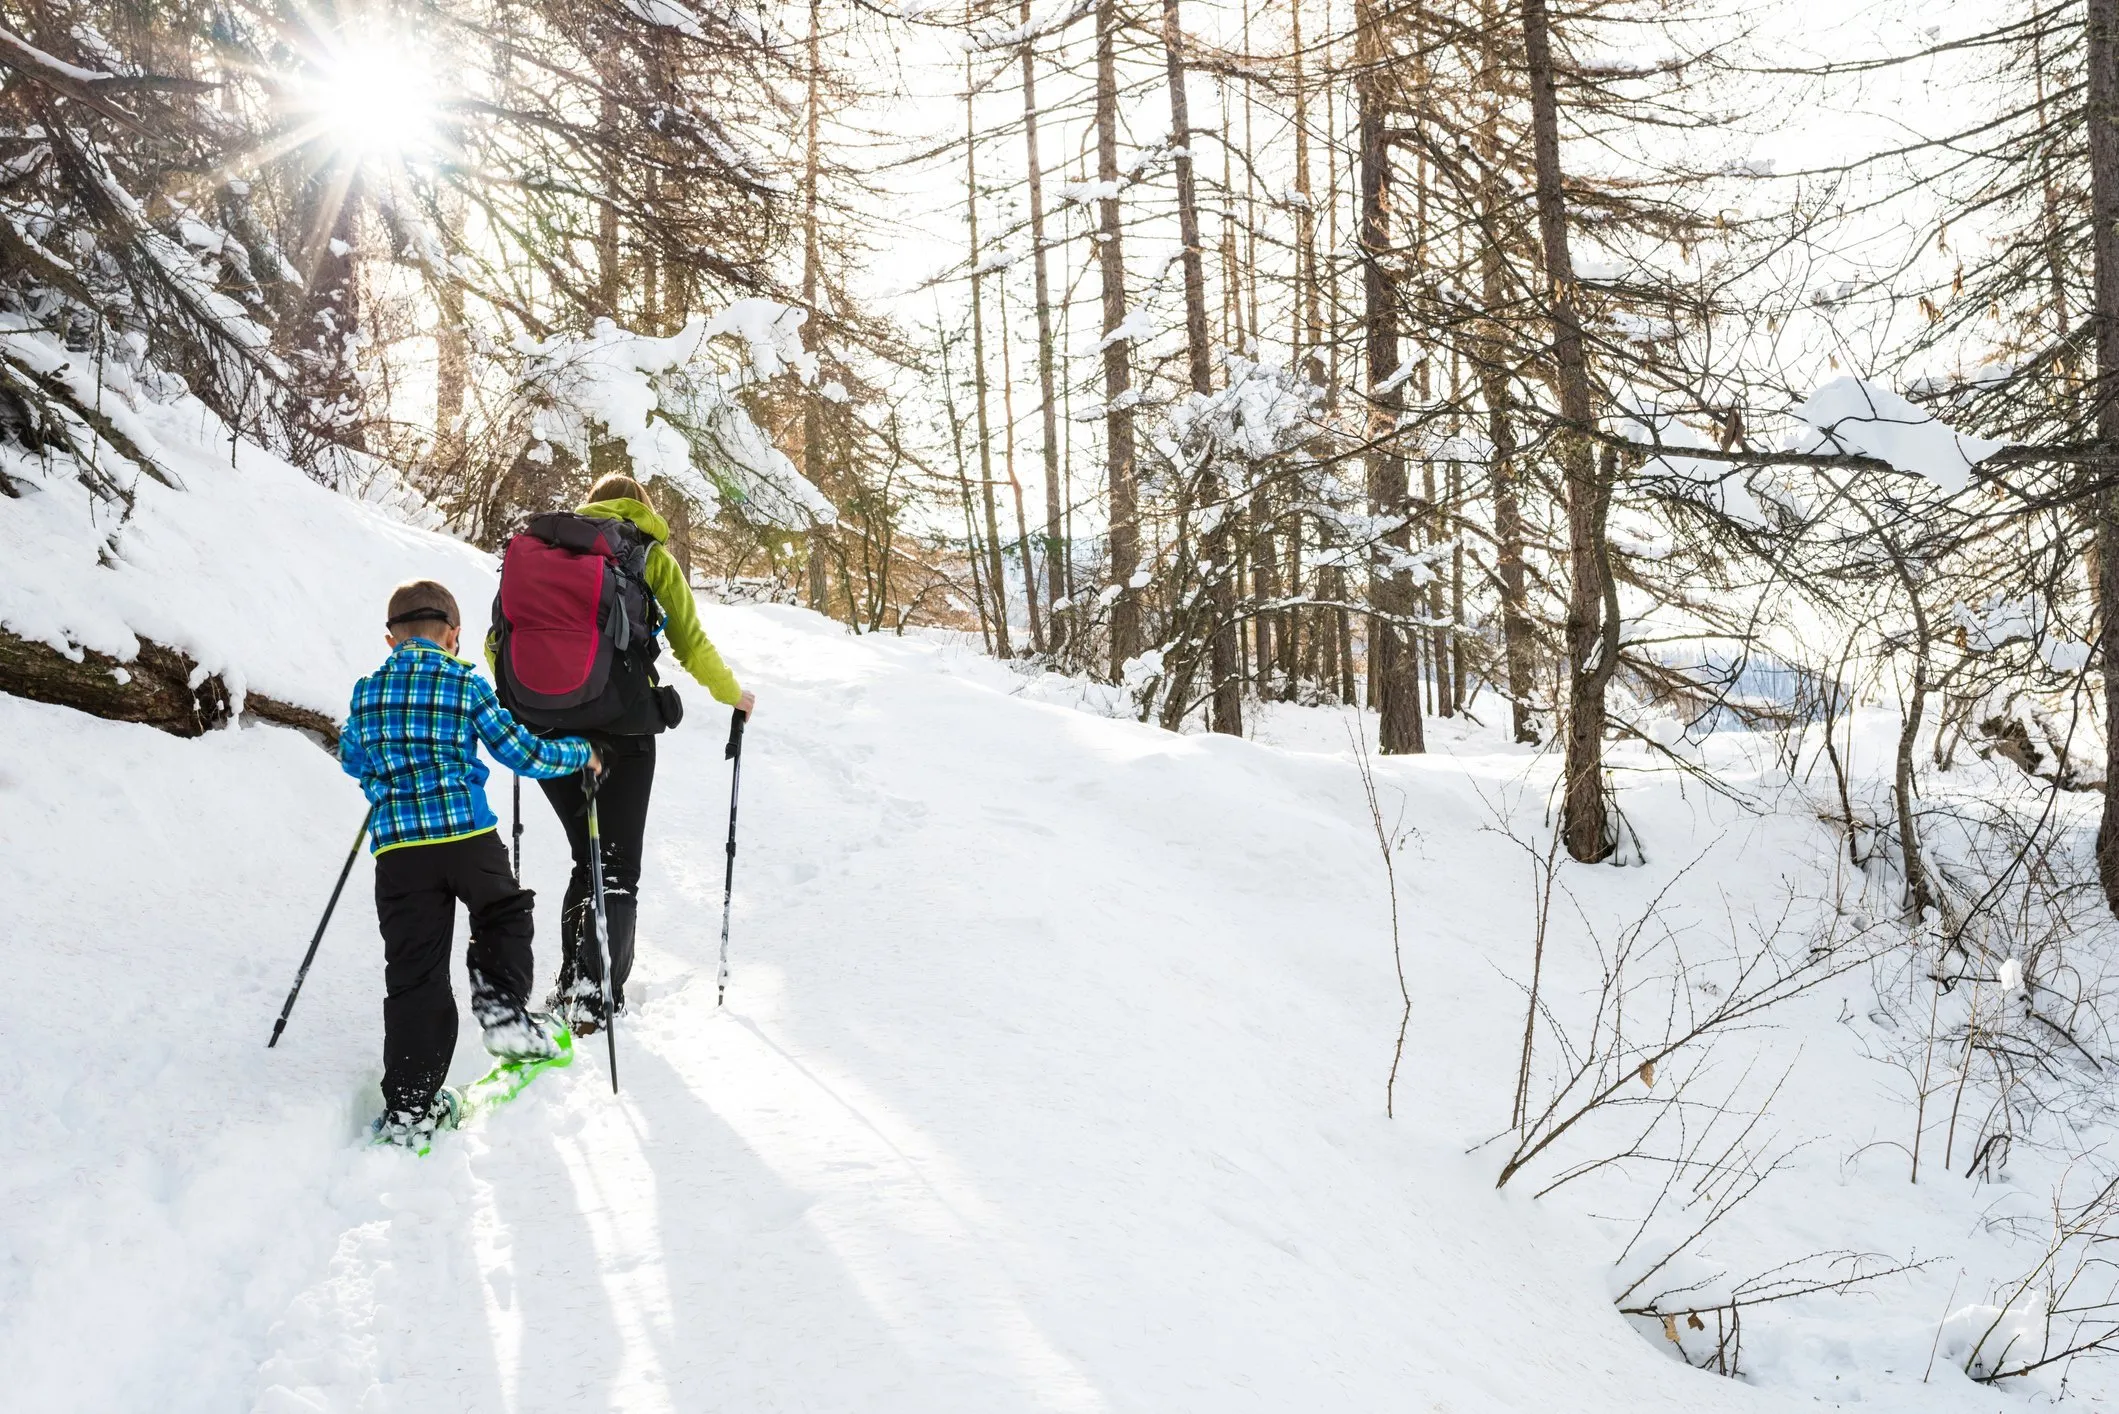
[303,42,439,161]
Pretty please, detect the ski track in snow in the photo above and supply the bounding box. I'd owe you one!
[0,601,2056,1412]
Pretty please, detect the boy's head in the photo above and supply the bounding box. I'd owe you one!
[586,472,648,506]
[384,579,461,653]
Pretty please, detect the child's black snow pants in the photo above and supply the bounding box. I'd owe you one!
[538,734,655,1009]
[374,831,537,1121]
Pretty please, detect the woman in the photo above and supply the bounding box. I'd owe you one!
[535,472,756,1031]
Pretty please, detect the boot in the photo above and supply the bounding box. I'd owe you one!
[370,1086,461,1149]
[483,1009,566,1064]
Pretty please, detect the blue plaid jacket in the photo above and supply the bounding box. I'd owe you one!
[340,638,592,854]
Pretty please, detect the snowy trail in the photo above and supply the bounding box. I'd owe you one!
[246,604,1754,1412]
[4,600,2024,1412]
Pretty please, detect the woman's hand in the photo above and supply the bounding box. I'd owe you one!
[737,690,757,718]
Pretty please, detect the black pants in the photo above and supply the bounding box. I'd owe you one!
[374,831,536,1120]
[538,734,655,1006]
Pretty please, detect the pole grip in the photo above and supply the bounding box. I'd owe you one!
[725,706,748,761]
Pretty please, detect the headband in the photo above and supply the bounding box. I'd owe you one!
[386,607,457,628]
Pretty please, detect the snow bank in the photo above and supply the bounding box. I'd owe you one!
[0,332,494,716]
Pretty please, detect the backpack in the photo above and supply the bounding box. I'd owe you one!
[491,511,668,734]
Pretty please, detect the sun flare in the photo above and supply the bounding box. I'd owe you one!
[305,43,439,160]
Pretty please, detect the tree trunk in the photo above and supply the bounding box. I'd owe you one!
[802,0,831,620]
[287,160,365,459]
[1280,519,1302,696]
[1097,0,1141,676]
[1291,0,1325,705]
[966,41,1014,659]
[1356,0,1423,754]
[1896,611,1936,920]
[1474,11,1538,743]
[1159,0,1240,732]
[1020,9,1069,647]
[1482,358,1536,741]
[1160,0,1213,398]
[1426,455,1454,716]
[597,88,621,319]
[433,271,468,483]
[1449,458,1467,707]
[997,273,1045,651]
[2089,0,2119,915]
[1474,158,1539,738]
[1337,573,1357,704]
[1253,489,1279,694]
[1291,0,1324,360]
[1522,0,1610,857]
[939,328,994,652]
[1,630,338,747]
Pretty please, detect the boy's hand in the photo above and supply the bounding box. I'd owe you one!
[736,690,757,718]
[587,747,604,777]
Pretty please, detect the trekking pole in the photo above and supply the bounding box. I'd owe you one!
[717,707,748,1008]
[511,773,523,878]
[583,767,619,1093]
[268,806,375,1048]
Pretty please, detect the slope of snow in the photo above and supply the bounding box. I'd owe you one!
[2,407,2100,1411]
[0,376,491,716]
[0,580,2094,1411]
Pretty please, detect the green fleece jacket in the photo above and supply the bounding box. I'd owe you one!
[490,498,743,707]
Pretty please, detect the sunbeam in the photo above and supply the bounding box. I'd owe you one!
[297,40,439,162]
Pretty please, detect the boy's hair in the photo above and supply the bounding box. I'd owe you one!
[586,472,648,505]
[385,580,460,639]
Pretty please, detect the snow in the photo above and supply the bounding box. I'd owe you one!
[966,0,1094,48]
[1094,306,1156,353]
[15,416,2119,1411]
[2046,638,2092,674]
[0,334,491,716]
[622,0,707,37]
[518,307,834,530]
[1370,360,1416,396]
[1618,398,1769,526]
[0,24,117,83]
[1057,179,1121,205]
[1793,377,2005,493]
[10,585,2102,1409]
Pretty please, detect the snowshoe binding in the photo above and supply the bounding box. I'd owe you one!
[370,1087,462,1155]
[458,1021,574,1124]
[483,1008,567,1064]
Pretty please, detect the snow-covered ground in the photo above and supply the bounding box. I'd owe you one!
[3,426,2103,1411]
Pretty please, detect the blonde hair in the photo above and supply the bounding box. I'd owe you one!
[586,472,648,505]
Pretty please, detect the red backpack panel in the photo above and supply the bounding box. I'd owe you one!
[491,512,658,731]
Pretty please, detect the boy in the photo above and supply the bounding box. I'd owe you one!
[338,579,600,1147]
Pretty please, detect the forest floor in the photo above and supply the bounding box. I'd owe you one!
[1,428,2102,1411]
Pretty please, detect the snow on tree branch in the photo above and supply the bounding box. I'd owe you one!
[518,304,835,531]
[1790,378,2005,495]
